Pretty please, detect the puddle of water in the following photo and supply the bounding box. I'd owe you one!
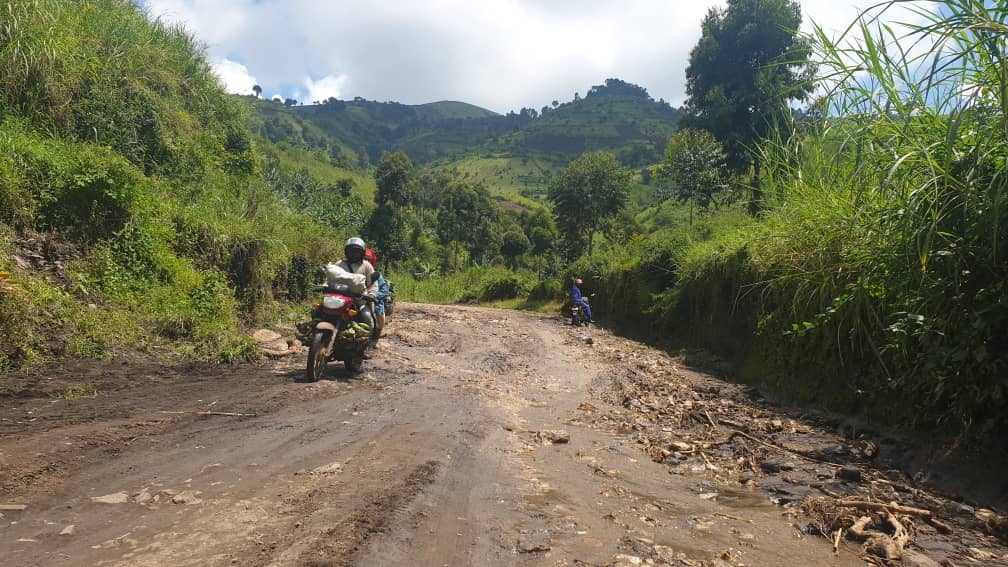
[713,485,773,509]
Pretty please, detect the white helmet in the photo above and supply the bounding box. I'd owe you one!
[344,237,365,261]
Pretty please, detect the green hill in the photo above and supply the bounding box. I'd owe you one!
[251,78,679,207]
[258,79,679,166]
[414,100,499,121]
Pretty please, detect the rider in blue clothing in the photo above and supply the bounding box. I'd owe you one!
[571,278,593,322]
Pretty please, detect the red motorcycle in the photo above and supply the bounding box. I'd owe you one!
[304,283,376,380]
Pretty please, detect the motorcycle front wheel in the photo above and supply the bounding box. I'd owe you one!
[305,332,329,382]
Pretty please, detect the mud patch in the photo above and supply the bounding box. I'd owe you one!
[298,460,441,566]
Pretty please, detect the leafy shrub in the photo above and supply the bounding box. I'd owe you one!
[476,272,531,302]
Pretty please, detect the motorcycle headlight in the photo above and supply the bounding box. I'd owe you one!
[322,295,347,310]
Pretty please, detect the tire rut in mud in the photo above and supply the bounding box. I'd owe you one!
[296,460,441,567]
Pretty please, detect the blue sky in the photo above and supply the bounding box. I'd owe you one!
[139,0,932,112]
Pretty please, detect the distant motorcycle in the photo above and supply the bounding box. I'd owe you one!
[570,293,594,327]
[304,283,377,380]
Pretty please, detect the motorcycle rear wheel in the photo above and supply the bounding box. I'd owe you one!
[305,332,328,382]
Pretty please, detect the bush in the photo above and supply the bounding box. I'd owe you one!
[475,271,531,302]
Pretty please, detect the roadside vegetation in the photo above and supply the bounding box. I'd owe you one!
[0,0,342,368]
[558,0,1008,440]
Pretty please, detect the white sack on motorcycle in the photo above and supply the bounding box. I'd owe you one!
[325,264,366,295]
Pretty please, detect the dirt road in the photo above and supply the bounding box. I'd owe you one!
[1,304,1005,566]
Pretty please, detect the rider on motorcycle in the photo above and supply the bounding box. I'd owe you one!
[364,248,390,334]
[571,277,593,323]
[336,237,379,299]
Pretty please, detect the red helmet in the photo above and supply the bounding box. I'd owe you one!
[364,248,377,267]
[574,278,583,285]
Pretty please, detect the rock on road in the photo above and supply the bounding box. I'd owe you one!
[0,304,997,566]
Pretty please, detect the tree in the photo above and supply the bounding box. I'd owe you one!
[364,204,411,265]
[374,151,415,206]
[284,98,298,107]
[682,0,815,209]
[520,209,560,255]
[252,84,262,98]
[548,151,631,257]
[500,225,531,268]
[659,129,728,226]
[436,181,503,265]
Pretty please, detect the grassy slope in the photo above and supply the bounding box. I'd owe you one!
[0,0,348,369]
[413,100,499,120]
[258,139,377,204]
[502,92,679,163]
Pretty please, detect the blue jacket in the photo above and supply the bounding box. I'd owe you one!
[572,284,585,302]
[375,273,391,303]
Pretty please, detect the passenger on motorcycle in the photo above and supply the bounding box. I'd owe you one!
[364,248,390,334]
[571,277,593,323]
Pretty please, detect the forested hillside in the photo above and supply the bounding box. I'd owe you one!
[252,78,679,186]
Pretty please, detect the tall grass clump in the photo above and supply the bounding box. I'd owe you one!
[684,1,1008,436]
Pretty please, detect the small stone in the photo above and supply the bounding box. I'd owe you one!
[59,525,76,536]
[262,338,290,352]
[836,466,863,483]
[900,550,942,567]
[612,554,643,566]
[91,492,130,504]
[538,430,570,444]
[133,489,153,504]
[670,441,693,452]
[759,459,795,474]
[170,490,202,505]
[517,532,551,553]
[252,329,282,343]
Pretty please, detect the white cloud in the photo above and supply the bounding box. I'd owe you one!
[145,0,939,112]
[210,57,258,96]
[303,74,350,104]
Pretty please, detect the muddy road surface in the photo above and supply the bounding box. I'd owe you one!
[2,304,1006,566]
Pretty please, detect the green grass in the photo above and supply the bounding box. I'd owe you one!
[431,154,556,209]
[391,266,543,305]
[260,141,377,203]
[50,383,98,401]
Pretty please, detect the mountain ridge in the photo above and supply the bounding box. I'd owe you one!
[249,78,680,169]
